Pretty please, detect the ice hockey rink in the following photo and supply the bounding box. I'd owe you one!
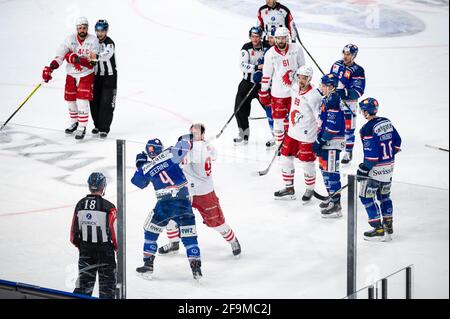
[0,0,448,299]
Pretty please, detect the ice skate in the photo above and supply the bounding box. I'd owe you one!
[74,127,86,140]
[383,218,393,241]
[274,187,296,200]
[136,256,155,280]
[65,122,78,134]
[364,226,387,242]
[189,259,203,281]
[302,189,314,202]
[99,131,108,139]
[91,128,99,135]
[230,238,241,258]
[158,241,180,256]
[233,135,249,146]
[321,201,343,218]
[341,152,353,164]
[319,196,332,209]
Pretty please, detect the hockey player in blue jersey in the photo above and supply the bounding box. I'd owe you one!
[131,135,203,280]
[313,74,346,218]
[357,98,402,241]
[330,44,366,164]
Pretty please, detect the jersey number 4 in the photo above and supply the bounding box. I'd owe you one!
[159,171,175,186]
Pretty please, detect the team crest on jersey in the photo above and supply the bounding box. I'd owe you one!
[344,70,351,79]
[332,64,340,73]
[294,98,300,106]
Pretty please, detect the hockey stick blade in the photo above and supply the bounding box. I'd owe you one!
[256,144,282,176]
[313,191,329,201]
[313,184,351,201]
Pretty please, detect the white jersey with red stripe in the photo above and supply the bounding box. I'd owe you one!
[54,33,100,78]
[257,2,297,41]
[288,84,323,143]
[181,140,218,196]
[261,42,305,98]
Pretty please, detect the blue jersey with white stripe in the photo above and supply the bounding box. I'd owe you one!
[131,140,191,197]
[319,92,346,143]
[330,60,366,101]
[360,117,402,169]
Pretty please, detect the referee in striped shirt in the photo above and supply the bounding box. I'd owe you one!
[89,19,117,139]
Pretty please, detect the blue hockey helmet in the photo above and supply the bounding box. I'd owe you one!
[146,138,164,158]
[359,98,379,115]
[95,19,109,31]
[321,73,339,88]
[249,26,263,37]
[343,44,359,59]
[88,172,107,192]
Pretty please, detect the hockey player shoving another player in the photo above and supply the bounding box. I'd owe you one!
[329,44,366,164]
[131,136,202,280]
[158,123,241,257]
[313,74,346,218]
[357,98,402,241]
[274,66,322,202]
[259,27,305,146]
[42,17,100,140]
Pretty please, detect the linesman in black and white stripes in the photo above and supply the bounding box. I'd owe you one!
[89,19,117,139]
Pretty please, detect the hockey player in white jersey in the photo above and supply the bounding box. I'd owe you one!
[259,27,305,145]
[274,66,322,202]
[42,17,100,140]
[158,124,242,257]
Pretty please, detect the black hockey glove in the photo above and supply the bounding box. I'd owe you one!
[356,163,370,182]
[136,152,148,169]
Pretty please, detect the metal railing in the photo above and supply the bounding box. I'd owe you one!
[344,264,414,299]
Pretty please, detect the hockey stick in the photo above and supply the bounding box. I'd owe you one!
[293,23,356,117]
[257,143,283,176]
[0,83,42,132]
[215,83,257,140]
[425,144,449,153]
[313,184,350,201]
[249,116,267,120]
[293,22,325,76]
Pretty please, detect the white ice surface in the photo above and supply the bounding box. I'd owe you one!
[0,0,448,299]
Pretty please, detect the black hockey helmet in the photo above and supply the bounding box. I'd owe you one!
[95,19,109,31]
[249,26,263,37]
[88,172,107,192]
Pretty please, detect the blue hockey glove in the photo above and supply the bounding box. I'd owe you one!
[253,70,263,84]
[136,152,148,169]
[356,163,370,182]
[312,138,326,156]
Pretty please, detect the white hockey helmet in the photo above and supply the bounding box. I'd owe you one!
[274,26,290,38]
[76,17,89,27]
[296,65,314,81]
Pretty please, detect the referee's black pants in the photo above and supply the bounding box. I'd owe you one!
[73,243,117,299]
[234,79,261,138]
[90,75,117,134]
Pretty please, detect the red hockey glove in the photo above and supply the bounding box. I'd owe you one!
[258,90,272,106]
[65,52,81,65]
[42,66,53,83]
